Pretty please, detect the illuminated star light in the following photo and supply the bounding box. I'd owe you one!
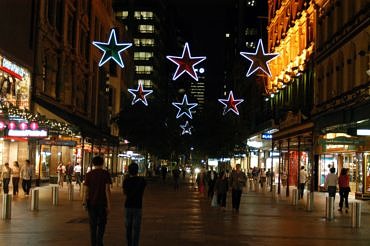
[240,39,279,77]
[180,121,193,135]
[128,82,153,106]
[92,29,132,68]
[218,91,244,116]
[172,94,198,119]
[166,42,206,81]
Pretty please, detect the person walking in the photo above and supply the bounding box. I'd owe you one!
[12,161,20,195]
[172,166,181,191]
[229,164,247,213]
[83,156,112,246]
[74,162,82,188]
[123,162,146,246]
[65,161,74,185]
[338,168,350,213]
[20,160,33,196]
[1,163,12,194]
[299,166,308,199]
[206,167,217,199]
[56,162,66,188]
[215,171,228,211]
[325,167,338,199]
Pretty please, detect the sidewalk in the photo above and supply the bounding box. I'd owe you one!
[0,177,369,246]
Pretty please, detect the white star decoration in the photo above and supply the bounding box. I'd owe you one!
[180,121,193,135]
[218,91,244,116]
[166,42,206,81]
[240,39,279,77]
[128,82,153,106]
[92,29,132,68]
[172,94,198,119]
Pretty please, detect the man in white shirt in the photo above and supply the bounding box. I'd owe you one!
[299,166,308,199]
[74,163,82,188]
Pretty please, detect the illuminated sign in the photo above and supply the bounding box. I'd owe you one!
[7,129,47,138]
[0,58,25,79]
[261,133,272,139]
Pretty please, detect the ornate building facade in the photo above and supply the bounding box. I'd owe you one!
[312,0,370,198]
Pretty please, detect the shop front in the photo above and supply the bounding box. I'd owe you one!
[317,133,370,199]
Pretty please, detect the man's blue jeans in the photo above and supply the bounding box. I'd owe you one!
[125,208,142,246]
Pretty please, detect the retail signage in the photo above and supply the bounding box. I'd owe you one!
[7,129,47,138]
[0,57,25,79]
[39,140,77,146]
[261,133,272,140]
[319,137,361,145]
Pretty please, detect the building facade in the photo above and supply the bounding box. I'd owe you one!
[312,0,370,198]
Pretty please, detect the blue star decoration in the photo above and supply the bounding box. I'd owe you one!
[180,121,193,135]
[240,39,279,77]
[172,94,198,119]
[218,91,244,116]
[92,29,132,68]
[166,42,206,81]
[128,82,153,106]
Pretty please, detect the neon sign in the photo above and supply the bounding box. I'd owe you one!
[7,129,47,138]
[0,58,25,79]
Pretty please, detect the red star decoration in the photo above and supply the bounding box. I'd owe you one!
[218,91,244,116]
[128,82,153,106]
[166,42,206,81]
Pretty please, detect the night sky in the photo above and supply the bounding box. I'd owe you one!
[169,1,235,99]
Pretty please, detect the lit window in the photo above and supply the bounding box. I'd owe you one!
[137,79,153,88]
[116,11,128,19]
[135,66,153,74]
[138,25,154,33]
[225,33,230,38]
[134,38,155,47]
[134,52,154,61]
[134,11,154,20]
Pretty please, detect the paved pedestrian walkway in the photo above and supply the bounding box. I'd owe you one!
[0,176,369,246]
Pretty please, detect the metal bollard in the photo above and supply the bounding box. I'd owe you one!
[351,202,361,228]
[68,184,74,201]
[326,196,334,220]
[306,191,314,211]
[272,184,276,200]
[30,188,39,211]
[2,194,12,219]
[292,189,298,205]
[51,185,59,206]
